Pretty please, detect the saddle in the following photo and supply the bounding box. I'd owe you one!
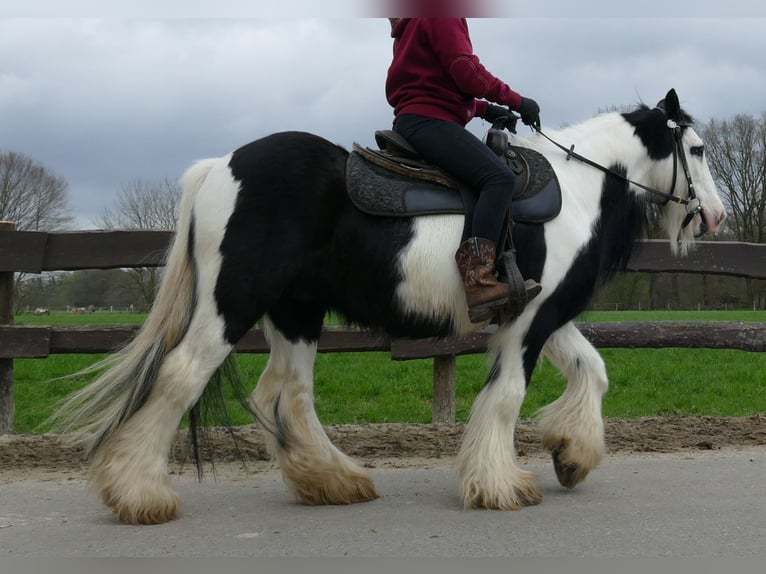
[346,129,562,231]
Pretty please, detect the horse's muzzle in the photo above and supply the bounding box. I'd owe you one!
[697,208,727,237]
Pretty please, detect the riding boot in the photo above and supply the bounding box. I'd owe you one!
[455,237,511,323]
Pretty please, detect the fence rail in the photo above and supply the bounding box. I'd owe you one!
[2,321,765,359]
[1,226,765,433]
[2,230,766,277]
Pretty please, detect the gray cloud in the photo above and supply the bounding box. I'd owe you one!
[1,16,764,226]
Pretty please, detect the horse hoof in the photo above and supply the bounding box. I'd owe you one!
[113,498,181,525]
[100,485,182,525]
[551,439,590,489]
[465,487,543,510]
[288,469,379,506]
[462,471,543,510]
[514,484,543,508]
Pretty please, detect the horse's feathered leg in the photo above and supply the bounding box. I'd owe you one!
[52,158,241,524]
[252,317,379,505]
[89,311,233,524]
[537,321,608,488]
[88,204,238,524]
[456,325,543,509]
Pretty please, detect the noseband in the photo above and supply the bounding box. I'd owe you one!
[532,115,702,230]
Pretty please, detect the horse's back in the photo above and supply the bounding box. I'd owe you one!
[186,130,351,238]
[229,131,349,182]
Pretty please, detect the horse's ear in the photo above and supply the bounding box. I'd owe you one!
[658,89,681,121]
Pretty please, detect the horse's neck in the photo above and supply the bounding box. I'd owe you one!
[524,113,650,178]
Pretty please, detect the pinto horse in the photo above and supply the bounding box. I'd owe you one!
[57,89,726,524]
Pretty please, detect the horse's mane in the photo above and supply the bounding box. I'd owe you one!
[624,102,695,126]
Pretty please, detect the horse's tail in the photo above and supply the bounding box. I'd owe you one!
[52,158,217,457]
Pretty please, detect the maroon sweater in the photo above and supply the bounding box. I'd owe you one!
[386,18,523,126]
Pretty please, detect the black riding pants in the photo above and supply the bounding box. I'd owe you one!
[393,114,515,248]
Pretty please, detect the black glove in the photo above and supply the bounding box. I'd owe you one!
[518,97,541,129]
[484,104,517,132]
[484,104,512,123]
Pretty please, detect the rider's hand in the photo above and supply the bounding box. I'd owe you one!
[484,104,517,133]
[518,97,541,129]
[484,104,513,124]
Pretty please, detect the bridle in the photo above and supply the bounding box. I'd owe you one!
[528,112,703,231]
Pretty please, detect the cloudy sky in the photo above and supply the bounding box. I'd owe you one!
[2,1,766,227]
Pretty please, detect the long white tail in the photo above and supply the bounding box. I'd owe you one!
[53,159,218,456]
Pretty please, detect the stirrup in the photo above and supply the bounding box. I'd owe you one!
[468,296,510,324]
[495,248,541,323]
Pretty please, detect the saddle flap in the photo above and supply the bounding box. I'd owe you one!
[508,145,563,224]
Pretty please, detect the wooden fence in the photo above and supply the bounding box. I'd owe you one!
[1,225,765,433]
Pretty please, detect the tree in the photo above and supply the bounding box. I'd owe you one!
[702,113,766,308]
[1,151,73,313]
[97,177,180,231]
[97,178,181,307]
[0,151,72,231]
[702,113,766,243]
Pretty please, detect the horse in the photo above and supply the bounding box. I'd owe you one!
[56,89,726,524]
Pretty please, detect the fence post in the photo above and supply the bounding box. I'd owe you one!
[432,355,456,423]
[0,221,15,433]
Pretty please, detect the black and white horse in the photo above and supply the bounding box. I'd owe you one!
[58,89,725,524]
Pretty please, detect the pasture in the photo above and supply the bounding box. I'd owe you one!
[11,310,766,434]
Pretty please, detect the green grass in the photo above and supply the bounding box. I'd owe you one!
[9,310,766,433]
[577,309,766,322]
[15,312,147,326]
[16,309,766,327]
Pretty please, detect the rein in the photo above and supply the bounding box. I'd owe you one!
[530,118,702,229]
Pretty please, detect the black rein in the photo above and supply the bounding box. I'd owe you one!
[529,118,702,229]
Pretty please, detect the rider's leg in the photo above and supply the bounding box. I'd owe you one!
[393,114,538,322]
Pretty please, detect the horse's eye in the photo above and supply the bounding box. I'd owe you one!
[690,145,704,158]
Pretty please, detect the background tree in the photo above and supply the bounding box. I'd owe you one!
[701,113,766,243]
[0,151,72,231]
[1,151,73,313]
[702,113,766,307]
[96,178,180,308]
[97,177,180,231]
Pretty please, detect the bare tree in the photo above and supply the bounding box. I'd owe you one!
[97,177,180,231]
[702,113,766,308]
[97,178,181,307]
[702,113,766,243]
[1,151,73,313]
[0,151,72,231]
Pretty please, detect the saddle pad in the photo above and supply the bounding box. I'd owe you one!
[346,151,466,216]
[346,144,561,224]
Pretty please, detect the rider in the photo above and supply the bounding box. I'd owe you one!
[386,17,541,322]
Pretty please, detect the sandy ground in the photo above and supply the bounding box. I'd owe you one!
[1,415,764,483]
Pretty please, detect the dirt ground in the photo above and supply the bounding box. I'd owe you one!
[1,415,765,482]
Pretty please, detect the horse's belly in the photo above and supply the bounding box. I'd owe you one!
[394,215,478,336]
[327,213,477,338]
